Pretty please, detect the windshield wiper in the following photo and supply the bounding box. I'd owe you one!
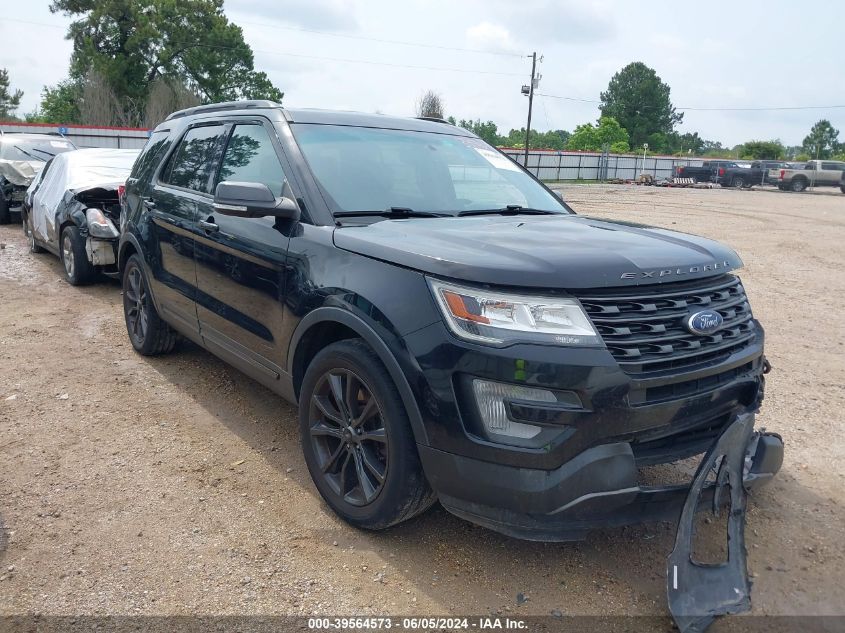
[457,205,557,217]
[31,147,57,158]
[334,207,448,219]
[11,145,46,162]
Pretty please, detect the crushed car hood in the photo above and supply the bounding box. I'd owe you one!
[0,159,43,186]
[333,214,743,288]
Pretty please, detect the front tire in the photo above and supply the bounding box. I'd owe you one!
[122,254,178,355]
[299,339,435,530]
[61,225,95,285]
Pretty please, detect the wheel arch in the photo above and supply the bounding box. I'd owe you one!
[288,307,430,446]
[118,233,142,274]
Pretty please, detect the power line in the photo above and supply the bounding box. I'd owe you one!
[536,92,845,112]
[232,18,525,58]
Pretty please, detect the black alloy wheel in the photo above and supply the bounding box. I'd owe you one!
[298,339,436,530]
[124,265,149,345]
[121,254,178,355]
[308,368,388,506]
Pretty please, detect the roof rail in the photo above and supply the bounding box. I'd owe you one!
[165,100,282,121]
[415,116,453,125]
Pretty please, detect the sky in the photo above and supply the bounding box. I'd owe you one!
[2,0,844,147]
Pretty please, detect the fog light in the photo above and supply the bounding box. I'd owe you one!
[471,378,555,439]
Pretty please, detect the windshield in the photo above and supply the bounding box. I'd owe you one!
[291,124,570,215]
[0,137,74,161]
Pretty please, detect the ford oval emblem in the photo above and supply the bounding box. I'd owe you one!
[686,310,723,335]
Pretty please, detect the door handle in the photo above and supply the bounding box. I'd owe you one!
[199,219,219,233]
[142,197,156,209]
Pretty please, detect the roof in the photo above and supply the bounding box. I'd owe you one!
[285,108,473,135]
[163,100,473,136]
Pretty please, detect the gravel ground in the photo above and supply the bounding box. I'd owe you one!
[1,185,843,626]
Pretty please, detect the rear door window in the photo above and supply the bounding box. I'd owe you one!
[160,125,226,193]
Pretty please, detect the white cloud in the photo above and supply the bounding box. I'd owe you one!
[465,22,520,54]
[228,0,358,31]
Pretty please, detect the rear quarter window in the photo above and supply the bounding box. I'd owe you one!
[131,130,171,184]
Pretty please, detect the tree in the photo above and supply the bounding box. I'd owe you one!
[802,120,840,159]
[47,0,283,126]
[453,119,499,146]
[0,68,23,120]
[737,140,785,160]
[566,116,629,153]
[34,80,82,123]
[599,62,683,149]
[416,90,445,119]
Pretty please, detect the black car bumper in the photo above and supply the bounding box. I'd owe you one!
[419,423,782,541]
[403,318,778,539]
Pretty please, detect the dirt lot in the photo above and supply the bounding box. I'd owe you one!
[1,185,844,627]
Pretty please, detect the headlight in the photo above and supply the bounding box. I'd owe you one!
[428,279,602,346]
[86,208,119,239]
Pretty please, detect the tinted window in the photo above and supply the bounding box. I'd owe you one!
[216,124,285,196]
[821,162,844,170]
[161,125,225,193]
[132,129,170,182]
[292,124,567,215]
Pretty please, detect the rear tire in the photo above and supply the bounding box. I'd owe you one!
[840,186,845,194]
[0,196,10,225]
[791,178,807,192]
[732,176,745,188]
[122,254,178,355]
[61,225,95,285]
[299,339,436,530]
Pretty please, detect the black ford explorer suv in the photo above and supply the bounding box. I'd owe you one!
[121,102,783,561]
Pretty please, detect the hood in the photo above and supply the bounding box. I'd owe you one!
[333,214,743,289]
[0,159,43,186]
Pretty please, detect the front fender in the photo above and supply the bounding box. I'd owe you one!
[287,306,430,446]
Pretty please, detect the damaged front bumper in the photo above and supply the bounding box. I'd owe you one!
[424,412,783,542]
[667,413,782,632]
[428,412,782,632]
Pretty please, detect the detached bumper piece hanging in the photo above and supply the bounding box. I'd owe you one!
[667,413,783,632]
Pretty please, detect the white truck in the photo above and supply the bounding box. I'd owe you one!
[769,159,845,192]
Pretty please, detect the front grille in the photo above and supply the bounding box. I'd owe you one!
[575,274,757,375]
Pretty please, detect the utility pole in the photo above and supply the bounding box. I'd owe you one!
[523,51,538,168]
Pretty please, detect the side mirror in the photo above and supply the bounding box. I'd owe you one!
[213,181,300,220]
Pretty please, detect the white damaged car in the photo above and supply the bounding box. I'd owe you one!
[22,148,139,285]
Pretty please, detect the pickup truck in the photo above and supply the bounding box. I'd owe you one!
[718,160,790,188]
[770,159,845,192]
[674,160,738,183]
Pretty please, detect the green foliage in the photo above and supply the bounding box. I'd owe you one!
[736,140,785,160]
[566,116,629,152]
[0,68,24,120]
[794,153,811,162]
[455,119,500,146]
[802,119,840,159]
[47,0,283,125]
[501,128,570,150]
[599,62,683,149]
[35,80,82,124]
